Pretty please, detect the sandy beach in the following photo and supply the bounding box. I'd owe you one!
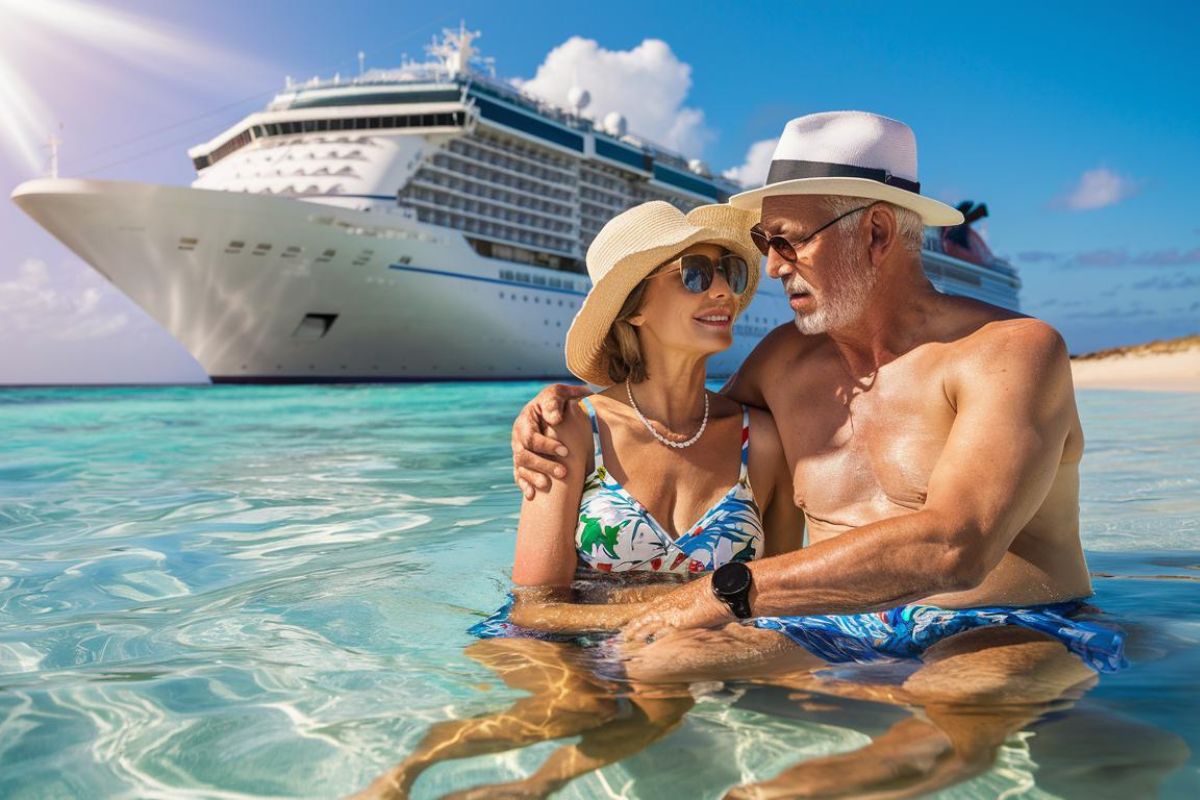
[1071,335,1200,393]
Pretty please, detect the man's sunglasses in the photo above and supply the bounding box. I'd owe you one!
[646,253,750,295]
[749,203,874,263]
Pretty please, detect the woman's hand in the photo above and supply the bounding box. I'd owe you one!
[511,383,593,499]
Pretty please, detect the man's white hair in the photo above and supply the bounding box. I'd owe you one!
[821,196,925,254]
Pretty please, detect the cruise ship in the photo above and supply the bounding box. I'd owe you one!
[11,25,1021,383]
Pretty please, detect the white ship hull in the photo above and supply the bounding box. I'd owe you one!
[12,178,790,382]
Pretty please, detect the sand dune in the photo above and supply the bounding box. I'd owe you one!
[1071,334,1200,393]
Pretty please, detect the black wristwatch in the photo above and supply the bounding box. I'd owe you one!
[711,562,754,619]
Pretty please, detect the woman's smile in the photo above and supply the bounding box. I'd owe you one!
[693,308,734,329]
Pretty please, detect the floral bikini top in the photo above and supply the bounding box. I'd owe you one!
[574,397,764,575]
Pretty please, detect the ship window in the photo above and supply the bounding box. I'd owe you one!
[292,313,338,340]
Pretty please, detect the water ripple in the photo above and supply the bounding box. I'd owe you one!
[0,385,1197,797]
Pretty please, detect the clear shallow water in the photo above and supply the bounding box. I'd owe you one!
[0,384,1196,798]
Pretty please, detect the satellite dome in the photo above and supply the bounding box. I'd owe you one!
[603,111,628,137]
[567,86,591,113]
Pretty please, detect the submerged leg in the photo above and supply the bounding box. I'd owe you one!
[442,691,695,800]
[349,639,618,799]
[622,622,825,684]
[726,626,1098,799]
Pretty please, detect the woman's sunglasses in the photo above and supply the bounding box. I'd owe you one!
[749,204,874,263]
[646,253,750,295]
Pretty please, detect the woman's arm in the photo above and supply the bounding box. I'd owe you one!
[508,586,648,633]
[600,583,683,603]
[511,402,592,587]
[510,402,650,633]
[748,408,806,557]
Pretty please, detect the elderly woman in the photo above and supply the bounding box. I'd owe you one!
[475,200,803,637]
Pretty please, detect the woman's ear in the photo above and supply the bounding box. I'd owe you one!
[627,313,646,327]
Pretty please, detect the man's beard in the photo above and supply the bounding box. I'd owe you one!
[786,246,878,335]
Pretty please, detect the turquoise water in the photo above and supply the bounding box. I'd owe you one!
[0,384,1197,798]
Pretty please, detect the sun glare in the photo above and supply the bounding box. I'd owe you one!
[0,0,272,175]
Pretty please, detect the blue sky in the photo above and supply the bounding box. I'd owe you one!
[2,0,1197,383]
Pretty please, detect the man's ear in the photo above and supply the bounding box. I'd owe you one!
[866,204,898,266]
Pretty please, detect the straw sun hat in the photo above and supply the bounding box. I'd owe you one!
[565,201,761,386]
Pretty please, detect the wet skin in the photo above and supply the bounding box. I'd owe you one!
[507,196,1113,795]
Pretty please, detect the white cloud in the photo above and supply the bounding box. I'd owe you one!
[723,138,778,188]
[514,37,713,157]
[0,258,129,342]
[1062,167,1138,211]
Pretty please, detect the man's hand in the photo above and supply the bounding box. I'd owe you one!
[621,576,733,645]
[511,383,593,499]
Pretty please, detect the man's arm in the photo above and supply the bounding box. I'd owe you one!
[624,321,1077,637]
[750,408,806,557]
[509,324,786,498]
[718,323,794,408]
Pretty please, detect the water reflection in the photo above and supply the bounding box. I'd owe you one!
[3,386,1197,797]
[358,617,1189,799]
[352,639,693,799]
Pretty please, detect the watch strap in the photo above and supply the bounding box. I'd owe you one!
[726,592,752,620]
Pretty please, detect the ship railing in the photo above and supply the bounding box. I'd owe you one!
[288,66,741,194]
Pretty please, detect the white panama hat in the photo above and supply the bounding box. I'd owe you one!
[729,111,965,227]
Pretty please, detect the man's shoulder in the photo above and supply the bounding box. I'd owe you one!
[938,297,1066,363]
[941,307,1071,402]
[961,316,1067,364]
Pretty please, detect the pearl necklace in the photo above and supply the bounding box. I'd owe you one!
[625,379,709,449]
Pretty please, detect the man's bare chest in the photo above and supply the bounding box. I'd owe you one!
[769,371,955,524]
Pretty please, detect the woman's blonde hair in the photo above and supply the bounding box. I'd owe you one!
[599,279,651,383]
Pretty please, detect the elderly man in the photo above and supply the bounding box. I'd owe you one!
[510,111,1127,793]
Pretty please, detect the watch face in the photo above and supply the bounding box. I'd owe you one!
[712,562,752,596]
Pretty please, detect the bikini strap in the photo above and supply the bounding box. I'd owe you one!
[580,397,605,470]
[738,405,751,482]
